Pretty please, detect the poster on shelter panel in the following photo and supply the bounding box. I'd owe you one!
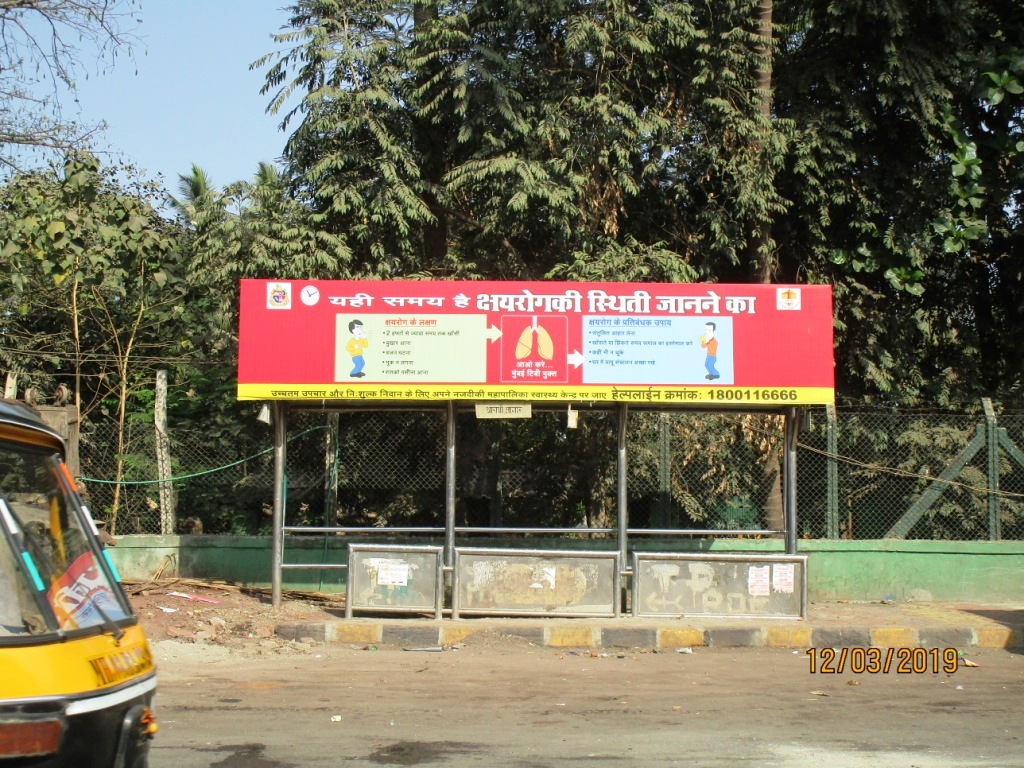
[237,280,834,405]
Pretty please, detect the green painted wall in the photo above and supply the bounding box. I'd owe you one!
[795,540,1024,603]
[107,535,1024,603]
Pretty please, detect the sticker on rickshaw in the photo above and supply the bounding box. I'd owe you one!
[46,551,123,629]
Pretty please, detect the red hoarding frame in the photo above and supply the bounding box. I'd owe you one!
[237,280,834,405]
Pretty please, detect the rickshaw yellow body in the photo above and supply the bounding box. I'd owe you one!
[1,624,154,699]
[0,399,157,767]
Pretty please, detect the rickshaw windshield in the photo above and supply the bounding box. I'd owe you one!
[0,527,47,636]
[0,443,128,638]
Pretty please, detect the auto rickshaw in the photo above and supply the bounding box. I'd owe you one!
[0,400,157,767]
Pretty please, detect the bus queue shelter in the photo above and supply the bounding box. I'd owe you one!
[237,280,835,616]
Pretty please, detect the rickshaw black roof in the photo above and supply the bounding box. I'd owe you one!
[0,399,64,445]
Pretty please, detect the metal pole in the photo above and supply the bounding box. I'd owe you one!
[617,403,629,568]
[784,406,799,555]
[271,401,288,607]
[445,401,456,568]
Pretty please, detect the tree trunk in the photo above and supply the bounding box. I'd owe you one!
[413,4,449,268]
[325,413,340,527]
[104,275,146,535]
[748,1,785,534]
[748,0,776,281]
[762,423,785,535]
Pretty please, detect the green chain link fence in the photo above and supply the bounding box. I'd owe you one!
[79,419,278,535]
[78,404,1024,540]
[798,407,1024,541]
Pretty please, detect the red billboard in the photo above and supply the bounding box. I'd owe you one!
[237,280,834,405]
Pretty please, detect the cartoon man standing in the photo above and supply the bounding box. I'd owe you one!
[346,319,368,378]
[700,322,720,380]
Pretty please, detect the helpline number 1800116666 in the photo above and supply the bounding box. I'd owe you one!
[709,389,799,402]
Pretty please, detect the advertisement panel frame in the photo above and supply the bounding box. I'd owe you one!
[238,280,834,407]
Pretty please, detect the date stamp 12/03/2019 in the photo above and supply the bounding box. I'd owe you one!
[808,647,960,674]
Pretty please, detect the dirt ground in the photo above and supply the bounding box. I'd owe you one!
[149,626,1024,768]
[127,578,556,659]
[132,579,1024,767]
[125,579,345,653]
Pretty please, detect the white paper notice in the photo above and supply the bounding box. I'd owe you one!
[748,565,770,597]
[375,560,410,586]
[772,563,795,594]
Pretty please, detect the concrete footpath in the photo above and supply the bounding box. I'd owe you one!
[274,601,1024,651]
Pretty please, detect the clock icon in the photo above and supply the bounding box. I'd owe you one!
[300,285,320,306]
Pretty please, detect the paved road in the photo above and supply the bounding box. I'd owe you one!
[148,640,1024,767]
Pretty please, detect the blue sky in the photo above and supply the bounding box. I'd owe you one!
[69,1,296,193]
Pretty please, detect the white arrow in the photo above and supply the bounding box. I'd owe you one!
[486,324,502,343]
[567,350,585,368]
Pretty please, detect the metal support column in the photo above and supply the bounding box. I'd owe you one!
[271,401,288,608]
[445,400,456,568]
[617,403,629,568]
[784,406,799,555]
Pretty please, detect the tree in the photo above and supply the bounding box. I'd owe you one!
[1,153,190,531]
[258,1,444,278]
[259,0,728,281]
[0,0,139,173]
[169,162,350,352]
[932,3,1024,401]
[768,0,1024,407]
[260,0,1024,408]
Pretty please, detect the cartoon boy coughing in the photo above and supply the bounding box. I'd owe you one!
[347,319,368,378]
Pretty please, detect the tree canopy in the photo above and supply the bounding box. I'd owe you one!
[256,0,1023,406]
[1,0,1022,415]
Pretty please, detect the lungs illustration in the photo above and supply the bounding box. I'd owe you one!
[515,317,554,360]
